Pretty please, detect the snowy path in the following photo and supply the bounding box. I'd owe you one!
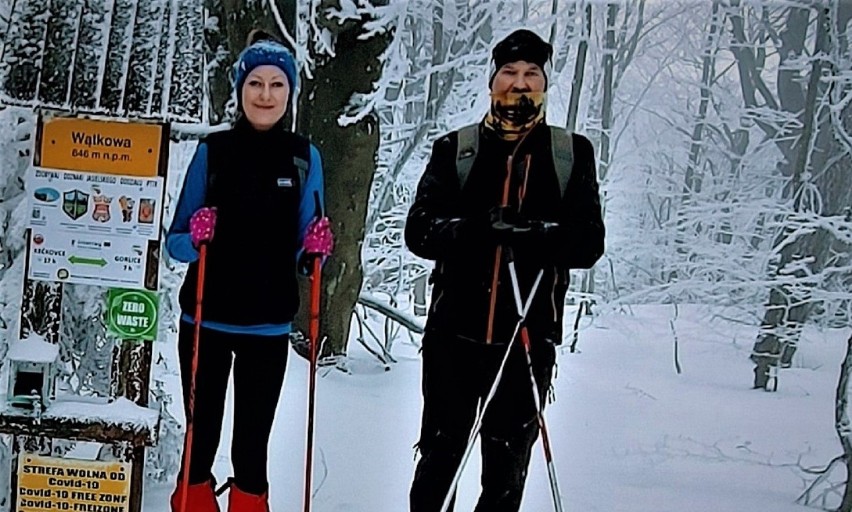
[145,306,845,511]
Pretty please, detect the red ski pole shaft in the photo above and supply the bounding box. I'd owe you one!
[309,257,321,346]
[519,326,564,512]
[179,243,207,512]
[303,256,322,512]
[486,156,514,344]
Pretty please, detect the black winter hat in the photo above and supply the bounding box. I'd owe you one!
[492,29,553,71]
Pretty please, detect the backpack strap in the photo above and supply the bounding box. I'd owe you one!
[454,124,574,198]
[203,131,230,206]
[550,128,574,199]
[292,135,311,191]
[455,124,479,191]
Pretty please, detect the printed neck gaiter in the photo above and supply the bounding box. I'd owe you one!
[484,92,546,141]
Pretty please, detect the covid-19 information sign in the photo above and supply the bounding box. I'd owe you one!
[17,454,131,512]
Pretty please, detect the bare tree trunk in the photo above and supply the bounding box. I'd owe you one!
[683,0,722,200]
[836,332,852,511]
[598,2,617,183]
[403,8,425,124]
[296,3,391,356]
[674,1,723,256]
[578,2,617,311]
[612,0,644,91]
[565,3,590,132]
[425,0,444,122]
[748,6,830,388]
[548,0,560,46]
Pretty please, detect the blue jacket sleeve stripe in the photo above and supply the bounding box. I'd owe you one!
[165,143,208,263]
[296,143,325,264]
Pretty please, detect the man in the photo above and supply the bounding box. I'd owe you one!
[405,29,605,511]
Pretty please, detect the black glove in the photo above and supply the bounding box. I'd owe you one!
[464,206,528,245]
[489,206,529,240]
[521,219,562,251]
[489,208,561,249]
[460,207,559,248]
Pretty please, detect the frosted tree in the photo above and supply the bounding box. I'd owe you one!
[796,3,852,508]
[0,106,33,510]
[362,0,502,313]
[1,0,203,120]
[721,2,852,388]
[200,0,394,357]
[0,0,204,486]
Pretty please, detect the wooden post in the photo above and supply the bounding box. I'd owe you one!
[111,339,153,512]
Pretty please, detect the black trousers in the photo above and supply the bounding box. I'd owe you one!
[410,331,556,512]
[177,321,289,495]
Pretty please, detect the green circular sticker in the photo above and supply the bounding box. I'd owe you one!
[108,289,158,340]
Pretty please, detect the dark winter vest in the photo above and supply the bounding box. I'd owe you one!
[178,122,309,326]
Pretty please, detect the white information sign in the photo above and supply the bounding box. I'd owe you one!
[26,168,164,289]
[28,168,163,237]
[28,232,150,288]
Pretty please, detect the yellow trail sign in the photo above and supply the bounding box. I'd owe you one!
[36,116,166,178]
[17,454,131,512]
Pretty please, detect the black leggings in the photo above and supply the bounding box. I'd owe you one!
[410,332,556,512]
[177,321,289,495]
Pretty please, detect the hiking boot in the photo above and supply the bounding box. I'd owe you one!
[170,478,220,512]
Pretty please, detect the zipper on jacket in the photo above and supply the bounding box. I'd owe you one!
[431,262,446,313]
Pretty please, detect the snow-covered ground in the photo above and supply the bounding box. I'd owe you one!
[144,305,847,511]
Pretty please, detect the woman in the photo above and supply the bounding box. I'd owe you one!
[166,30,332,512]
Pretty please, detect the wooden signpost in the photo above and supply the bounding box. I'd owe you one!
[0,112,169,512]
[0,3,204,507]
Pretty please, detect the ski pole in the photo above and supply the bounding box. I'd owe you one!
[304,191,327,512]
[439,266,544,512]
[508,260,565,512]
[178,243,208,512]
[485,148,533,344]
[303,255,322,512]
[485,156,514,344]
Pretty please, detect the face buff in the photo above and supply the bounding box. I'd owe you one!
[484,92,546,141]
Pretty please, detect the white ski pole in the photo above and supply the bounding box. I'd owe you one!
[508,260,565,512]
[439,268,544,512]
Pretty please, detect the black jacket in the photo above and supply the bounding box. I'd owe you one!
[405,121,604,344]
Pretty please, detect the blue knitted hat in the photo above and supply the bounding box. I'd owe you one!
[234,40,298,100]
